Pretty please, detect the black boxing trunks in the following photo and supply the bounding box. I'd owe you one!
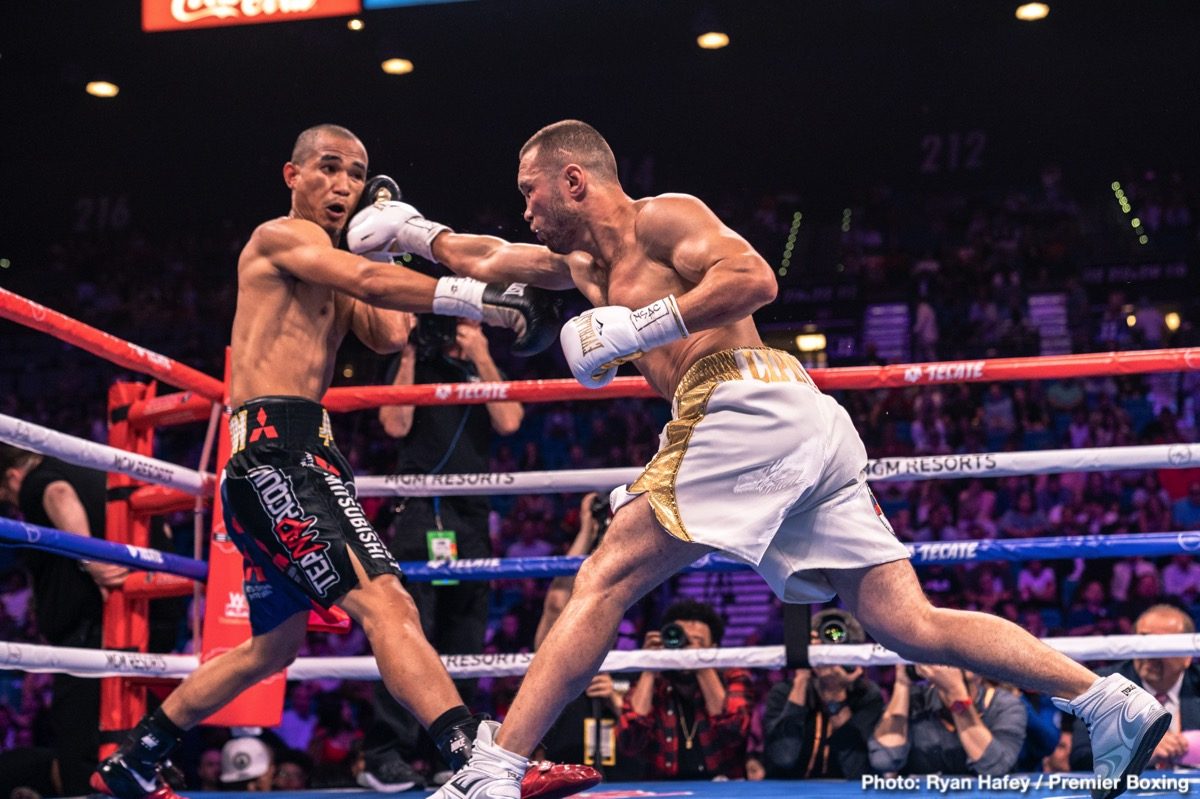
[222,396,401,635]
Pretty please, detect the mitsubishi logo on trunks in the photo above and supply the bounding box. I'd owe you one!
[249,407,279,443]
[246,466,338,596]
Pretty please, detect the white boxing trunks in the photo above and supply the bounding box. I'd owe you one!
[610,347,911,603]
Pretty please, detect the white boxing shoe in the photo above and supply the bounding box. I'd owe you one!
[1052,673,1171,799]
[428,720,527,799]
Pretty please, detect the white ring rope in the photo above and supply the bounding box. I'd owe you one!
[354,443,1200,497]
[0,413,213,496]
[5,410,1196,500]
[3,634,1196,681]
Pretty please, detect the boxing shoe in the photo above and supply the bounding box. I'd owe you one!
[90,753,186,799]
[1051,673,1171,799]
[521,759,602,799]
[431,720,526,799]
[356,749,426,792]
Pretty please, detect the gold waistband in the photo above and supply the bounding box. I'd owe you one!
[674,347,816,401]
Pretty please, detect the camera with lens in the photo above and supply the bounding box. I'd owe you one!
[412,314,459,360]
[812,609,865,674]
[660,622,688,650]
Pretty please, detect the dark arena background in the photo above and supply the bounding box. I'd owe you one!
[2,2,1200,799]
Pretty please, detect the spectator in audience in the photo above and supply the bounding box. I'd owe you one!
[1172,482,1200,530]
[1016,561,1058,608]
[219,736,275,792]
[761,609,883,778]
[1069,604,1200,770]
[196,746,223,791]
[275,681,319,751]
[1043,729,1073,773]
[273,749,314,791]
[620,600,752,780]
[869,664,1027,776]
[1162,554,1200,604]
[998,491,1050,539]
[1064,580,1117,636]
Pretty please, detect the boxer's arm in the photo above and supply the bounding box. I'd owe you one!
[259,218,438,310]
[431,233,577,290]
[639,194,778,330]
[348,301,416,354]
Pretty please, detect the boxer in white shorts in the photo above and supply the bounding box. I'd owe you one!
[608,346,909,602]
[347,119,1169,799]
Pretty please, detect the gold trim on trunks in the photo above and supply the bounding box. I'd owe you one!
[631,347,816,542]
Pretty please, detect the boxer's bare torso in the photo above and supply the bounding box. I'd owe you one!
[229,217,365,407]
[561,196,766,398]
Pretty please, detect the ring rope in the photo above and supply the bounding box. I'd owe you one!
[3,289,1197,410]
[355,443,1199,497]
[0,288,225,400]
[11,406,1194,502]
[0,412,214,495]
[3,634,1196,681]
[322,347,1200,410]
[4,513,1199,583]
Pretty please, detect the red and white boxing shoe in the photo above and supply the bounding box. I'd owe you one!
[435,721,600,799]
[521,760,602,799]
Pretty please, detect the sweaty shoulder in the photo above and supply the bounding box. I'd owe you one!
[249,216,328,257]
[634,193,724,259]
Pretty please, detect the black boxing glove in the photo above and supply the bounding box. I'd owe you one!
[432,277,561,356]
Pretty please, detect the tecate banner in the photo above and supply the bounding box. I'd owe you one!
[143,0,362,32]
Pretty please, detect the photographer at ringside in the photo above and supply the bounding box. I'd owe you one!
[869,663,1027,776]
[761,609,884,778]
[619,599,752,780]
[361,315,524,791]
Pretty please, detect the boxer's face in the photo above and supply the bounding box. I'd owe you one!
[518,148,579,254]
[285,134,367,239]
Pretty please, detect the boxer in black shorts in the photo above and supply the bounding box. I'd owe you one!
[92,124,594,799]
[222,397,400,634]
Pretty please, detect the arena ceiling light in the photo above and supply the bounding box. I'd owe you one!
[86,81,119,98]
[1015,3,1049,21]
[347,18,365,30]
[696,31,730,49]
[381,58,414,75]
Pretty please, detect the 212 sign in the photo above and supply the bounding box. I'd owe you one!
[919,131,987,174]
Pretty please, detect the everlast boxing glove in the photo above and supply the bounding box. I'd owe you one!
[560,296,688,388]
[432,277,560,357]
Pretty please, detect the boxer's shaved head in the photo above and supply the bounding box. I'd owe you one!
[520,120,617,182]
[292,124,363,165]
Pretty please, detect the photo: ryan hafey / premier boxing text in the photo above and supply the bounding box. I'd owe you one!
[861,774,1192,794]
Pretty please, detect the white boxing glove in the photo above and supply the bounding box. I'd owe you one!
[560,296,689,388]
[346,200,450,262]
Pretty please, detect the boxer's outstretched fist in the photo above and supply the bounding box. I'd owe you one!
[347,181,450,262]
[433,277,561,357]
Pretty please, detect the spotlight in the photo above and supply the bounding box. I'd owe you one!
[86,81,119,98]
[347,18,364,31]
[1015,3,1049,21]
[697,31,729,49]
[381,58,414,75]
[1165,312,1181,332]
